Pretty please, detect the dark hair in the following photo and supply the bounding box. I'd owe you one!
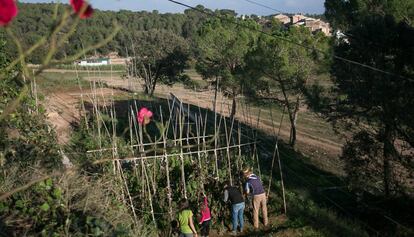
[179,198,189,211]
[223,181,231,189]
[171,220,178,229]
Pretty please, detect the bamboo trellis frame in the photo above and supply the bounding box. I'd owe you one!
[73,71,289,230]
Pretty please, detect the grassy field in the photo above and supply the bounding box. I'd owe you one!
[35,71,124,92]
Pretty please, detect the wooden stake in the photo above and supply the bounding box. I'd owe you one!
[223,115,233,185]
[160,106,173,220]
[178,102,187,198]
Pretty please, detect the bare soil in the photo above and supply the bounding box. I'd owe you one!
[44,87,127,143]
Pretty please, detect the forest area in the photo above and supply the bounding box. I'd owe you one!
[1,0,414,236]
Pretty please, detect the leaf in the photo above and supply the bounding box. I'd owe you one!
[86,216,93,224]
[46,178,52,187]
[40,203,50,211]
[53,188,62,199]
[15,200,24,208]
[0,202,9,212]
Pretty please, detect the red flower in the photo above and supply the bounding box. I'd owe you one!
[0,0,18,26]
[70,0,93,19]
[137,107,153,125]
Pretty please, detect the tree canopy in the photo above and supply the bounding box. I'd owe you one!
[324,0,414,196]
[195,16,259,118]
[247,26,328,147]
[0,3,208,64]
[128,29,189,95]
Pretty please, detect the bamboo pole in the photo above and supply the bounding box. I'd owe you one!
[93,142,256,164]
[267,122,280,195]
[160,106,173,220]
[202,110,208,156]
[201,108,209,175]
[138,120,157,228]
[223,115,233,185]
[253,108,262,178]
[237,121,242,172]
[110,92,118,174]
[32,69,39,114]
[172,98,179,145]
[143,157,157,229]
[268,105,287,214]
[195,114,205,195]
[132,105,146,211]
[186,103,191,154]
[178,102,187,199]
[213,92,219,180]
[130,107,146,217]
[86,135,217,153]
[74,64,89,131]
[150,126,158,196]
[117,160,139,228]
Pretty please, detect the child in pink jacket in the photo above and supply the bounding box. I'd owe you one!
[199,196,211,237]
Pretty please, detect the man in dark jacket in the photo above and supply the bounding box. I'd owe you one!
[243,168,268,229]
[223,181,245,235]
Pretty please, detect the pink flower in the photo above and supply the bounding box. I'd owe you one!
[70,0,93,19]
[137,107,153,125]
[0,0,18,26]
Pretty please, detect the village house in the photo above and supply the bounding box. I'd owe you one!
[272,14,332,36]
[77,57,110,66]
[293,17,332,36]
[291,14,307,24]
[273,14,290,24]
[75,52,131,66]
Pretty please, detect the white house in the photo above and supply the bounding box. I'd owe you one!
[77,58,110,66]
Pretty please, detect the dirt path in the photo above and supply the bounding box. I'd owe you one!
[45,91,80,144]
[44,87,126,144]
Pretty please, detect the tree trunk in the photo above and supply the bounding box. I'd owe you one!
[149,78,157,96]
[144,84,149,94]
[289,120,297,147]
[230,92,237,121]
[289,97,300,147]
[289,112,297,147]
[280,79,299,148]
[213,76,219,114]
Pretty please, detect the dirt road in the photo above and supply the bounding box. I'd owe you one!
[44,87,127,144]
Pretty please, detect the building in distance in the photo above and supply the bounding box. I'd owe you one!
[272,14,332,36]
[75,52,131,66]
[273,14,290,24]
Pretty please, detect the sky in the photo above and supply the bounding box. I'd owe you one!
[22,0,326,15]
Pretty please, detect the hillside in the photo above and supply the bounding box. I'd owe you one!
[1,1,413,236]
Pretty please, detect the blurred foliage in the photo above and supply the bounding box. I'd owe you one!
[0,36,152,235]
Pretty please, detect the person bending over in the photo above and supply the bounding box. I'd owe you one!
[243,168,268,229]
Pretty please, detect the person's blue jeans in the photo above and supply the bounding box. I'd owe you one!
[231,202,245,231]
